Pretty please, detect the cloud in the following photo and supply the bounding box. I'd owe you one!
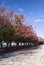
[18,8,24,12]
[14,6,24,12]
[34,19,44,23]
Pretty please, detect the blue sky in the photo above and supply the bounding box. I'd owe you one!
[0,0,44,38]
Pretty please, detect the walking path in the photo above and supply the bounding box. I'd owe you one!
[0,45,44,65]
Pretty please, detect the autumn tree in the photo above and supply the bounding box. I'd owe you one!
[13,14,24,46]
[0,7,15,48]
[0,7,38,48]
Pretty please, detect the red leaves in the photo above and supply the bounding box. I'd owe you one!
[20,15,24,19]
[0,7,7,16]
[16,24,36,39]
[0,7,38,43]
[8,11,14,17]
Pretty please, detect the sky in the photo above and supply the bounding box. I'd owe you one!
[0,0,44,38]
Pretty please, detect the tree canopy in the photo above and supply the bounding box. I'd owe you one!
[0,7,39,46]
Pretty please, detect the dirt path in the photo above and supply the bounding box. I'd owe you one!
[0,45,44,65]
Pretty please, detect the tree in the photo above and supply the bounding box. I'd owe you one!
[13,14,24,46]
[0,7,38,48]
[0,7,15,48]
[14,24,38,46]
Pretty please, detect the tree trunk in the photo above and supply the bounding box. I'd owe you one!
[0,42,2,49]
[10,43,11,48]
[6,42,8,52]
[17,42,19,46]
[29,43,32,47]
[7,43,8,48]
[0,42,2,48]
[24,43,25,46]
[9,42,11,51]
